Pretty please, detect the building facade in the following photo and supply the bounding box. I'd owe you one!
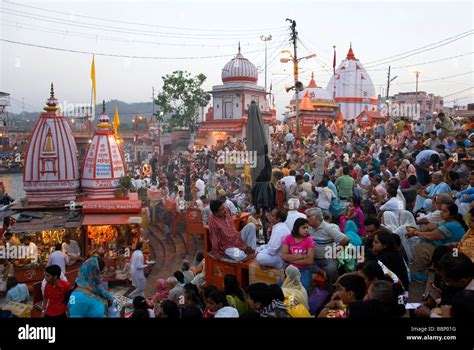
[390,91,444,119]
[197,46,275,146]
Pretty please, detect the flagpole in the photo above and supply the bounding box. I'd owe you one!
[333,45,337,100]
[90,85,93,141]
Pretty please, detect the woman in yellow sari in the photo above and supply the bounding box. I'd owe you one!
[281,265,309,311]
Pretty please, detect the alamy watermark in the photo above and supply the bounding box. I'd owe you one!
[0,243,32,259]
[18,325,55,343]
[56,101,95,121]
[216,150,258,168]
[324,244,365,263]
[380,102,421,119]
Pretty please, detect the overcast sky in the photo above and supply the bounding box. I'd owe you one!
[1,0,473,118]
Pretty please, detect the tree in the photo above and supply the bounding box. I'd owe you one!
[155,71,210,132]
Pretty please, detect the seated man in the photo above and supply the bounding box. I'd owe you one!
[5,277,29,303]
[413,172,451,213]
[208,200,256,261]
[62,235,82,265]
[256,209,289,269]
[453,171,474,217]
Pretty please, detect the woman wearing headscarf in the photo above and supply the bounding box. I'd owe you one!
[337,220,363,273]
[68,258,114,317]
[400,159,416,178]
[154,278,169,303]
[395,210,418,263]
[281,265,309,310]
[382,211,400,233]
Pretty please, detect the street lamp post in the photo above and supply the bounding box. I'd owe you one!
[414,70,421,117]
[132,117,137,163]
[158,111,163,166]
[281,51,316,138]
[260,35,272,93]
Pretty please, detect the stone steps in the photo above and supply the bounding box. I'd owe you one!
[144,223,204,297]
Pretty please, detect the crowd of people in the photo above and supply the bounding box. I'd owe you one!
[109,112,473,319]
[2,111,474,319]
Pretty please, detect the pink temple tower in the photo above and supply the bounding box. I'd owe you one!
[81,101,126,199]
[23,84,80,203]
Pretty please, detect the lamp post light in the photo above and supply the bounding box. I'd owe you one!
[280,51,316,138]
[158,111,164,166]
[414,70,421,117]
[260,35,272,93]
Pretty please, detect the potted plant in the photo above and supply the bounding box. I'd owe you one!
[119,175,133,197]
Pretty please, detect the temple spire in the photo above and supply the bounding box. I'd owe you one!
[44,82,59,112]
[238,41,241,54]
[346,43,356,60]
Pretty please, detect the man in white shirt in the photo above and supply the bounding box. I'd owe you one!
[414,149,440,186]
[47,244,69,275]
[285,198,307,231]
[281,170,296,193]
[284,130,295,153]
[129,242,148,299]
[25,236,39,264]
[195,177,206,198]
[221,196,238,215]
[256,209,290,269]
[379,187,404,217]
[62,236,82,265]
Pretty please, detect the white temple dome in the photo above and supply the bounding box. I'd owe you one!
[326,44,378,120]
[221,44,258,84]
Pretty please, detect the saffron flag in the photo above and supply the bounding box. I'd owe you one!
[244,164,252,188]
[113,105,120,137]
[91,55,97,109]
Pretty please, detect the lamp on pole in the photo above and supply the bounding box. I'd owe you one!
[260,35,272,93]
[281,51,316,138]
[414,70,421,117]
[158,111,163,165]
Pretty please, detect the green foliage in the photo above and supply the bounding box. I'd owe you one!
[155,71,210,131]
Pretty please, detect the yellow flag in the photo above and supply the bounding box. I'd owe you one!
[244,164,252,188]
[114,105,120,137]
[91,55,97,109]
